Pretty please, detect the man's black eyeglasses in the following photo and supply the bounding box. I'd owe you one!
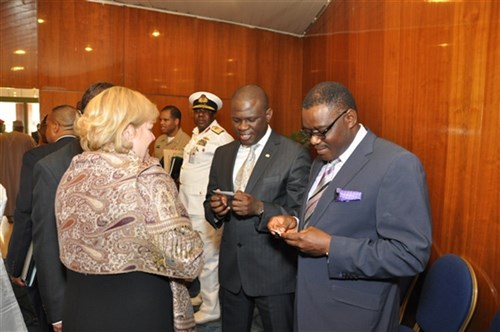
[301,108,350,140]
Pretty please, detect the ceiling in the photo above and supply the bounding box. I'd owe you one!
[89,0,331,37]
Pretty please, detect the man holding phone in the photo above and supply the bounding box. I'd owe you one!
[204,85,311,331]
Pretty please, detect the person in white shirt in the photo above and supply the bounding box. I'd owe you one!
[179,91,233,324]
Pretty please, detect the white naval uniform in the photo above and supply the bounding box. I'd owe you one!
[179,119,233,320]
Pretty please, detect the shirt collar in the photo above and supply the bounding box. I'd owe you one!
[55,134,77,142]
[193,119,219,135]
[239,125,272,150]
[337,124,367,163]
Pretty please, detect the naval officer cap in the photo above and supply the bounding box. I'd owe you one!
[189,91,223,112]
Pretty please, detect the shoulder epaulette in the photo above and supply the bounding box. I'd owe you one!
[211,126,225,135]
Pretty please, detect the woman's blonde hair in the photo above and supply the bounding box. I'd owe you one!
[76,86,158,153]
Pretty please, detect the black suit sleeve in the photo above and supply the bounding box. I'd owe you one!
[7,150,36,277]
[204,147,229,229]
[255,144,311,232]
[203,147,233,229]
[31,160,66,324]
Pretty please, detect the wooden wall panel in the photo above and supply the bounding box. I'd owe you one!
[194,20,255,100]
[37,0,124,91]
[0,0,38,88]
[256,30,303,136]
[442,2,500,328]
[33,0,303,145]
[303,1,350,93]
[39,89,83,119]
[184,20,248,135]
[124,8,197,96]
[31,0,304,143]
[304,1,499,330]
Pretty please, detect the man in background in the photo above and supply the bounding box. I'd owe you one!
[0,120,36,328]
[153,105,190,162]
[205,84,311,331]
[31,82,113,332]
[0,120,36,224]
[179,91,233,324]
[7,105,78,332]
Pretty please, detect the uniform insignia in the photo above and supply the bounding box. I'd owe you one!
[198,95,208,104]
[211,126,224,135]
[197,138,208,146]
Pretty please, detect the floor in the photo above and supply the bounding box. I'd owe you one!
[195,306,264,332]
[197,320,222,332]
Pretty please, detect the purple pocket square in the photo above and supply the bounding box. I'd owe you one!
[335,188,362,202]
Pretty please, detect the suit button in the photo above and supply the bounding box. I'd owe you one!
[237,243,242,247]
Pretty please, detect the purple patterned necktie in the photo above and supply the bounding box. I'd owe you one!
[303,159,340,228]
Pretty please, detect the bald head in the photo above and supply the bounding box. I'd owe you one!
[232,84,269,110]
[46,105,78,143]
[52,105,78,127]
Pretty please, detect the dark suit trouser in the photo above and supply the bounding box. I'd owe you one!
[220,287,294,332]
[27,278,53,332]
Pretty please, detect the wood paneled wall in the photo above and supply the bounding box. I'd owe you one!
[1,0,498,330]
[1,0,303,138]
[34,0,302,140]
[304,1,499,330]
[0,0,37,88]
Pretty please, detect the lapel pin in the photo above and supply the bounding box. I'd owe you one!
[265,154,270,158]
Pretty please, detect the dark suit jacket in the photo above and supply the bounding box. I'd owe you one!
[31,139,82,323]
[204,131,311,296]
[295,130,432,331]
[6,137,75,277]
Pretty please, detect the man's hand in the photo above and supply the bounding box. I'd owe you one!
[52,322,62,332]
[9,275,26,287]
[209,191,231,217]
[267,215,297,237]
[281,226,331,257]
[231,191,261,217]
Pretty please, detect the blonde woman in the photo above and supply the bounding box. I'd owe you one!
[55,86,203,331]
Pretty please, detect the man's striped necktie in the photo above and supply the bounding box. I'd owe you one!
[303,159,340,228]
